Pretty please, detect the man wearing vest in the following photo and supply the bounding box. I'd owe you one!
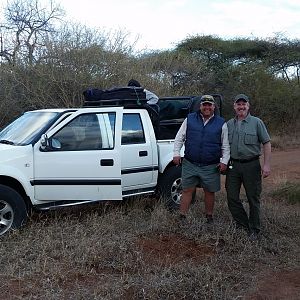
[173,95,230,224]
[226,94,271,240]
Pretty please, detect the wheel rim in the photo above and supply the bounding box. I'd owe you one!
[0,200,14,235]
[170,177,182,205]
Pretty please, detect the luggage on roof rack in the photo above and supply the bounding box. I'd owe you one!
[83,86,147,107]
[82,89,223,140]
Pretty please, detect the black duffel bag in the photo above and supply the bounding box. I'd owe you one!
[83,87,146,101]
[101,86,146,100]
[82,88,104,101]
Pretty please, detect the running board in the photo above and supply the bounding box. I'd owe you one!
[35,199,112,211]
[34,188,156,210]
[122,187,155,197]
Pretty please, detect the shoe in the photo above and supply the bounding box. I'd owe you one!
[234,222,250,233]
[176,214,187,225]
[248,231,260,242]
[206,214,214,224]
[178,214,186,222]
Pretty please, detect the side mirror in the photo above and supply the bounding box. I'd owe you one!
[40,134,49,150]
[40,134,62,150]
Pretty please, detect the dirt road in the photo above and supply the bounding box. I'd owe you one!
[263,147,300,189]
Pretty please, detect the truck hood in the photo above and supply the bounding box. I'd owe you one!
[0,144,33,164]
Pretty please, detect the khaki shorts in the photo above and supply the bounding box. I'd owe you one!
[182,159,220,192]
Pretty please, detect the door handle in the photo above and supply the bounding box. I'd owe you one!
[139,151,148,157]
[100,159,114,166]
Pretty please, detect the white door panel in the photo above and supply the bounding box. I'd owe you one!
[121,145,154,187]
[33,108,123,201]
[120,112,156,188]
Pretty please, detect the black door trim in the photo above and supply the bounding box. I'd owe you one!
[121,166,158,175]
[30,179,121,186]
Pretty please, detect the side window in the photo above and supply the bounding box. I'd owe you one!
[122,113,145,145]
[51,112,115,151]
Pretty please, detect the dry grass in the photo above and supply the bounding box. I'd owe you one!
[271,134,300,150]
[271,182,300,204]
[1,190,299,299]
[271,172,288,186]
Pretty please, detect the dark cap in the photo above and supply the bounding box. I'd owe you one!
[200,95,215,104]
[128,79,141,87]
[234,94,249,103]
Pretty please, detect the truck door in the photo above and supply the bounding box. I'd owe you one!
[121,110,158,192]
[32,107,123,201]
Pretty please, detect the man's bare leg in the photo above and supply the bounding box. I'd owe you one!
[204,189,215,223]
[180,187,195,216]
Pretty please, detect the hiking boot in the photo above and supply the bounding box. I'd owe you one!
[174,213,187,226]
[206,214,214,224]
[248,231,261,242]
[234,222,250,233]
[179,214,187,222]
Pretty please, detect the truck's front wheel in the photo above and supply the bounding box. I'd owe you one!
[157,166,183,210]
[0,185,28,236]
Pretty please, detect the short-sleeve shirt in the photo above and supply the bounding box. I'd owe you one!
[227,114,270,160]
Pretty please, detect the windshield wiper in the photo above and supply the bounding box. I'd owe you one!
[0,139,15,145]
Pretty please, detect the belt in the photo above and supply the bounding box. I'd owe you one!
[231,156,259,163]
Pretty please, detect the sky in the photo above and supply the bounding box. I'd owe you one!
[2,0,300,51]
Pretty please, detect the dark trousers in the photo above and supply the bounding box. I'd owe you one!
[225,159,262,233]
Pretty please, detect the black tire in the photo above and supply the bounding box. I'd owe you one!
[157,165,183,210]
[0,185,28,236]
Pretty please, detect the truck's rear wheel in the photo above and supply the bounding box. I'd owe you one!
[0,185,27,236]
[157,166,183,210]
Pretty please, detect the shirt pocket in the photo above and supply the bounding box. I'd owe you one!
[244,132,258,145]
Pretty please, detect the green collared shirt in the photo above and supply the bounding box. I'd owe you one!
[227,114,270,160]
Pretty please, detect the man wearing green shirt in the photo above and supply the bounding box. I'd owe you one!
[226,94,271,240]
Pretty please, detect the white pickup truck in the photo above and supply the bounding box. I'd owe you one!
[0,106,184,235]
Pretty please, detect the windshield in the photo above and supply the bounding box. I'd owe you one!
[0,111,61,145]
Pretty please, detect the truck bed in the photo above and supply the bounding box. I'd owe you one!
[157,95,222,140]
